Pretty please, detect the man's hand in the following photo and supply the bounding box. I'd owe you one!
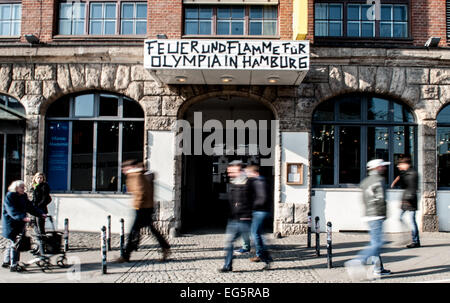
[23,217,31,222]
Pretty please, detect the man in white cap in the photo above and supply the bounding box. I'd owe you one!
[345,159,392,280]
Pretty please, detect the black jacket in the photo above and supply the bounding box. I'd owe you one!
[31,182,51,214]
[248,176,270,212]
[399,168,418,211]
[228,177,252,220]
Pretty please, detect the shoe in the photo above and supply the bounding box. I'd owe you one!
[235,248,250,255]
[113,256,130,263]
[9,265,25,273]
[250,256,262,262]
[406,242,421,248]
[1,263,9,269]
[262,262,271,270]
[218,266,232,273]
[373,269,392,277]
[161,248,172,261]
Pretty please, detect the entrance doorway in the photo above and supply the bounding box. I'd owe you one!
[180,96,275,232]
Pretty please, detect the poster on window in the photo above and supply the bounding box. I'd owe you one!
[47,121,69,191]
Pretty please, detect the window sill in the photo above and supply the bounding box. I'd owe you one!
[0,36,21,42]
[52,35,147,42]
[182,35,281,40]
[313,37,414,47]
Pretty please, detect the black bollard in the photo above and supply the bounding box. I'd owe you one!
[315,216,320,257]
[64,218,69,252]
[101,226,107,274]
[327,221,332,268]
[107,215,112,251]
[307,212,312,248]
[119,218,125,258]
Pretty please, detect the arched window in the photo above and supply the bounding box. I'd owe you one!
[312,94,416,187]
[437,105,450,188]
[45,92,144,193]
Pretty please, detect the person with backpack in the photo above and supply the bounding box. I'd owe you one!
[31,172,52,235]
[114,159,171,263]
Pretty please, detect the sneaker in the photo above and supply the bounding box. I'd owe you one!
[406,242,421,248]
[9,265,25,273]
[373,269,392,277]
[113,256,130,263]
[218,266,232,273]
[235,248,250,255]
[344,259,366,281]
[250,256,262,263]
[1,263,10,269]
[161,248,171,261]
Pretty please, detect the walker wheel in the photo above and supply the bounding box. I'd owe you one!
[57,256,67,268]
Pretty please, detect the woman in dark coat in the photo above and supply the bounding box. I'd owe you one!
[31,172,52,235]
[2,180,46,272]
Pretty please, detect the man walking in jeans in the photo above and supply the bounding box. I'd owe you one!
[246,165,273,268]
[345,159,392,280]
[115,159,171,263]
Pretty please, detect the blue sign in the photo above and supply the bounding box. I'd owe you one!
[47,121,69,191]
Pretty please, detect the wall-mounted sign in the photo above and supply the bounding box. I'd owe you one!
[144,39,309,71]
[286,163,303,185]
[47,121,69,191]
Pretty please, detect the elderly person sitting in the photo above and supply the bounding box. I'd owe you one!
[2,180,47,272]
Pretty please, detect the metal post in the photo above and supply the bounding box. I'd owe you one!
[327,221,332,268]
[120,218,125,258]
[307,212,312,248]
[315,216,320,257]
[101,226,107,274]
[107,215,112,251]
[64,218,69,252]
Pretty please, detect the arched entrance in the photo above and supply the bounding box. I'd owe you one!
[0,94,26,217]
[180,95,276,232]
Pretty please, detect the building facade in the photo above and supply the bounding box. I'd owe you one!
[0,0,448,234]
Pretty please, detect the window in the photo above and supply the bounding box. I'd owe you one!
[437,105,450,188]
[45,92,145,193]
[58,1,147,35]
[184,5,278,36]
[315,1,408,39]
[312,94,416,187]
[0,3,21,36]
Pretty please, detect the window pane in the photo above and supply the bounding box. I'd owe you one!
[60,3,72,19]
[312,125,334,185]
[313,100,334,121]
[438,127,450,187]
[339,126,360,184]
[264,6,277,19]
[99,94,118,116]
[339,98,361,120]
[393,126,415,180]
[105,20,116,34]
[361,5,372,21]
[217,21,230,35]
[105,4,116,18]
[368,97,389,120]
[135,21,146,34]
[393,23,407,38]
[381,6,392,21]
[13,4,20,20]
[347,5,359,21]
[232,21,244,35]
[380,22,392,37]
[1,5,11,20]
[122,3,134,19]
[315,21,327,36]
[199,7,212,19]
[74,3,85,18]
[199,21,211,35]
[74,21,85,35]
[71,121,93,191]
[347,22,359,37]
[74,94,94,117]
[329,21,342,36]
[361,22,374,37]
[123,98,144,118]
[46,122,69,191]
[11,21,19,35]
[217,7,230,19]
[393,102,414,122]
[136,4,147,18]
[0,22,9,35]
[185,7,198,19]
[329,4,342,20]
[185,21,198,35]
[249,21,262,35]
[250,7,263,19]
[437,105,450,123]
[90,4,103,18]
[232,7,244,18]
[90,20,102,34]
[121,121,144,191]
[367,127,389,161]
[121,20,133,34]
[263,21,276,36]
[394,5,407,21]
[315,4,327,19]
[96,122,119,191]
[46,97,70,118]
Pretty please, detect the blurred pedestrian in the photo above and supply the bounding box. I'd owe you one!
[391,156,420,248]
[114,160,171,263]
[31,172,52,235]
[246,165,273,268]
[219,160,252,273]
[345,159,392,280]
[2,180,47,272]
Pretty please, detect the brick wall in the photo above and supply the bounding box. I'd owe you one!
[148,0,182,39]
[411,0,447,46]
[21,0,55,43]
[279,0,293,40]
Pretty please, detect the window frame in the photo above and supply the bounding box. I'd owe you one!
[56,0,147,37]
[311,94,417,188]
[45,92,145,194]
[0,1,21,37]
[313,0,412,44]
[182,4,279,38]
[437,105,450,190]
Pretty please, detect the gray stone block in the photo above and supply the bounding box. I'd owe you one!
[430,68,450,84]
[69,64,85,90]
[8,80,24,99]
[359,66,377,91]
[407,68,429,85]
[57,64,71,92]
[342,65,358,90]
[101,64,117,90]
[420,85,439,100]
[304,66,329,83]
[35,64,55,81]
[13,64,33,80]
[114,65,130,90]
[26,81,42,95]
[85,64,102,88]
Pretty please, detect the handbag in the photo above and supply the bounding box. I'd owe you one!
[16,234,32,252]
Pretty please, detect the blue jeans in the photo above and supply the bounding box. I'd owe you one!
[357,219,385,271]
[400,210,419,244]
[224,219,251,269]
[3,240,19,266]
[251,211,270,259]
